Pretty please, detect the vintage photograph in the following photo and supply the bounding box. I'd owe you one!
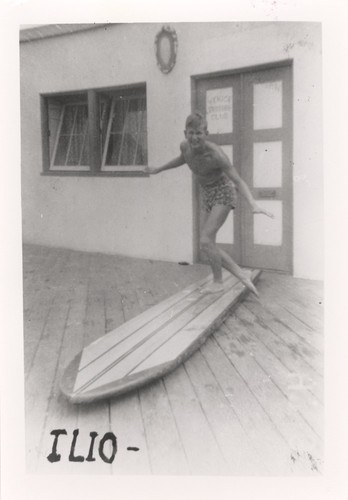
[20,22,323,475]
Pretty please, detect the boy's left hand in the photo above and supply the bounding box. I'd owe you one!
[144,166,158,175]
[252,205,274,218]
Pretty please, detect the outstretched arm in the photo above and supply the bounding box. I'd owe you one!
[220,156,274,218]
[144,154,185,175]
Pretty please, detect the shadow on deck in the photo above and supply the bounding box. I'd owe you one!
[23,244,324,476]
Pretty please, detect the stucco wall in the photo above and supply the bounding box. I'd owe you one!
[20,22,323,279]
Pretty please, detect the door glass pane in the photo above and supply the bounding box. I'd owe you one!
[253,81,282,130]
[217,211,234,244]
[253,201,282,246]
[253,141,282,187]
[206,87,233,134]
[217,145,234,243]
[220,145,233,164]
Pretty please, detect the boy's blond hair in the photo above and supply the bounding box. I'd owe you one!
[185,111,208,131]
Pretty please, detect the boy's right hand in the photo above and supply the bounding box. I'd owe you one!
[144,166,158,175]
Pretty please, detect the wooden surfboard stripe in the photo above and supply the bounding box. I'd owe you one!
[74,274,238,394]
[129,279,248,376]
[78,271,225,370]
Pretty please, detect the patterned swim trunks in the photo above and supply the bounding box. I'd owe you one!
[201,177,237,213]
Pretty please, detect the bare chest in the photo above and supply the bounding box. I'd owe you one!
[185,151,220,177]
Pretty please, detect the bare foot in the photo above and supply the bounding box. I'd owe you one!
[241,270,259,297]
[200,281,225,294]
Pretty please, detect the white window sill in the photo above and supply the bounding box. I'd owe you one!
[101,165,146,173]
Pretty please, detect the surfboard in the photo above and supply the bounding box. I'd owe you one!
[60,269,261,403]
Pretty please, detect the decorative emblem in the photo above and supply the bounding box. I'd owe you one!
[155,26,178,74]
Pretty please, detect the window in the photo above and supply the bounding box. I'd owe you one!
[99,88,147,171]
[41,85,147,176]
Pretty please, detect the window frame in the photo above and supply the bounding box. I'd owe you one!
[40,83,148,177]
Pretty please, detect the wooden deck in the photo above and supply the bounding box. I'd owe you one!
[23,244,324,476]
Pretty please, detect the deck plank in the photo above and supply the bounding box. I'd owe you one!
[75,254,113,474]
[36,254,90,473]
[200,336,304,474]
[235,303,323,399]
[183,350,269,475]
[223,312,323,436]
[214,322,322,473]
[263,301,322,352]
[242,297,323,376]
[36,296,87,472]
[105,266,152,474]
[23,246,61,314]
[259,275,323,333]
[104,284,125,332]
[163,365,228,475]
[255,276,323,353]
[25,259,73,471]
[265,273,323,311]
[139,379,190,475]
[24,251,70,378]
[109,391,151,475]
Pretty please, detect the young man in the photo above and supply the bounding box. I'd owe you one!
[145,112,273,296]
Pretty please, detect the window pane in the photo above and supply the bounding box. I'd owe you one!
[206,87,233,134]
[136,109,147,164]
[54,136,69,166]
[216,211,234,244]
[100,100,109,153]
[120,134,136,165]
[50,100,89,167]
[48,103,62,156]
[106,134,122,165]
[60,106,76,134]
[253,81,282,130]
[80,140,89,166]
[220,145,233,164]
[253,200,282,246]
[75,105,88,134]
[67,135,84,166]
[217,144,234,244]
[111,100,126,133]
[104,95,147,166]
[253,141,282,187]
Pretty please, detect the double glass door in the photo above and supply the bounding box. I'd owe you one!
[194,64,293,272]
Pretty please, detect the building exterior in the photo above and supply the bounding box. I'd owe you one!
[20,22,323,279]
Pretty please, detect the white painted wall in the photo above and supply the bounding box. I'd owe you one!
[20,22,323,279]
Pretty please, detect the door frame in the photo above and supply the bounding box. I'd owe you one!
[191,59,293,271]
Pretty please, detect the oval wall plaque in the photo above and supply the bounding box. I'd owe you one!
[155,26,178,74]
